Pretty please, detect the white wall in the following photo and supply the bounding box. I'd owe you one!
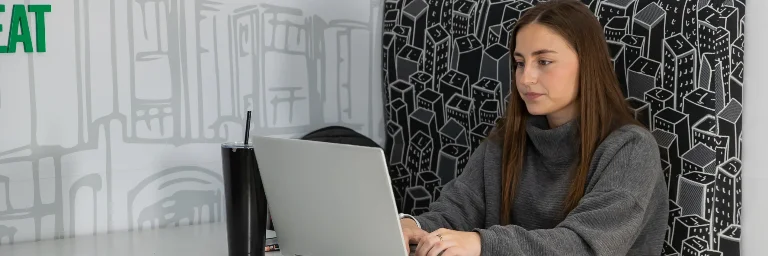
[741,0,768,254]
[0,0,384,244]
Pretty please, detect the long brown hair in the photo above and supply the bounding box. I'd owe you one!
[494,0,641,225]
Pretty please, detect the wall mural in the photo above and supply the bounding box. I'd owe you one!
[382,0,744,255]
[0,0,384,245]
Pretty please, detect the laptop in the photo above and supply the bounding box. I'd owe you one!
[252,136,415,256]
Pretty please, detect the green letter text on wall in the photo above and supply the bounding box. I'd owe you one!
[0,4,51,53]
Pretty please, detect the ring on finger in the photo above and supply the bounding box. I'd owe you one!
[436,234,443,241]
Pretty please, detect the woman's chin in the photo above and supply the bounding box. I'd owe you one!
[525,104,550,116]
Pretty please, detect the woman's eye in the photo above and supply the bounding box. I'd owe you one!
[515,61,525,68]
[538,60,552,66]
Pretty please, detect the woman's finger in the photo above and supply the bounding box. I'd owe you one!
[426,238,455,256]
[409,229,428,243]
[440,246,463,256]
[415,233,441,256]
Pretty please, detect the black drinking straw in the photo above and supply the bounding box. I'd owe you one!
[244,111,252,145]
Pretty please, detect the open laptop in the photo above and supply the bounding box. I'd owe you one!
[252,136,414,256]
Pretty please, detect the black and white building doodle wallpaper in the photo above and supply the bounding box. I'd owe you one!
[382,0,744,255]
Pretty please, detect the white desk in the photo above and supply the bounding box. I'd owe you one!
[0,223,282,256]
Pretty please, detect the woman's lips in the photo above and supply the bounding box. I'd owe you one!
[524,92,544,100]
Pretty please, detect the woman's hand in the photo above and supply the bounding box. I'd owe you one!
[401,218,428,253]
[414,228,481,256]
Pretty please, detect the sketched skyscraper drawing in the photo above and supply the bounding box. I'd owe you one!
[418,89,446,129]
[652,129,680,193]
[436,144,470,183]
[672,215,710,252]
[402,0,429,51]
[645,88,674,126]
[440,70,471,106]
[597,0,637,29]
[410,72,434,93]
[502,1,532,23]
[662,34,697,111]
[681,144,717,174]
[681,237,709,256]
[425,24,452,89]
[633,3,665,61]
[627,98,651,128]
[480,44,511,90]
[387,121,406,165]
[712,158,742,250]
[718,100,742,159]
[446,94,473,131]
[451,0,477,39]
[450,35,483,84]
[439,119,468,147]
[409,108,439,152]
[718,224,741,252]
[692,116,728,165]
[660,0,684,37]
[608,41,628,94]
[604,16,630,43]
[471,78,503,121]
[655,107,691,154]
[683,88,716,128]
[627,57,661,99]
[406,131,434,179]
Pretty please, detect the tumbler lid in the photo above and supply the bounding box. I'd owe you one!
[221,142,253,148]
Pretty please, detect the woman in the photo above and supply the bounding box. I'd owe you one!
[398,1,669,255]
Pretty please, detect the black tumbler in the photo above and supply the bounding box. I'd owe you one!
[222,142,268,256]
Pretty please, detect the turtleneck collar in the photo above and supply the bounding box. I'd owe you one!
[525,115,579,167]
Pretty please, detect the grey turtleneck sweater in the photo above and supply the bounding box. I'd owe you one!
[413,116,669,256]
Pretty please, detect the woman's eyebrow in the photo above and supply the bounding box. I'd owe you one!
[514,49,558,57]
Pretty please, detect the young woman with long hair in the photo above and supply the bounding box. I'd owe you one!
[398,1,669,255]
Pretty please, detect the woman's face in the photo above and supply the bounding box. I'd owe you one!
[513,23,580,127]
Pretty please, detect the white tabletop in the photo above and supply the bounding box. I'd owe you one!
[0,223,282,256]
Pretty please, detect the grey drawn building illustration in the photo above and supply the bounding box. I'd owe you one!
[683,89,716,139]
[645,88,674,126]
[608,41,627,92]
[597,0,636,30]
[633,2,665,61]
[681,237,709,256]
[424,25,451,88]
[677,172,716,222]
[411,72,434,93]
[406,131,434,179]
[439,119,468,147]
[654,129,681,200]
[440,70,471,105]
[402,0,429,51]
[712,158,741,250]
[436,144,470,183]
[418,89,446,130]
[663,34,697,111]
[451,35,483,84]
[692,116,729,165]
[452,0,477,39]
[604,16,630,43]
[2,0,385,245]
[627,57,661,100]
[669,200,682,240]
[718,224,741,253]
[672,215,710,253]
[627,97,651,128]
